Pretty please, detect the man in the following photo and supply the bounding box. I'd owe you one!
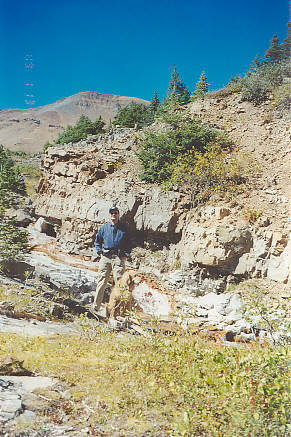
[92,206,131,311]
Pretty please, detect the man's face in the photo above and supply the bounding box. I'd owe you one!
[110,210,119,224]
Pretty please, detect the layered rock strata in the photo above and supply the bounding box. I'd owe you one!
[34,127,290,286]
[36,128,186,256]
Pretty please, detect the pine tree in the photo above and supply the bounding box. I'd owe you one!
[167,65,190,105]
[93,116,106,133]
[168,65,180,96]
[191,71,209,100]
[252,55,261,69]
[0,146,30,271]
[56,115,105,144]
[180,84,190,105]
[0,145,25,194]
[281,21,291,60]
[265,34,283,63]
[149,91,160,113]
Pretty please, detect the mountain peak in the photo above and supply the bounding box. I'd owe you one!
[0,92,150,153]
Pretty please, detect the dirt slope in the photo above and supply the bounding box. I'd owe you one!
[189,93,290,231]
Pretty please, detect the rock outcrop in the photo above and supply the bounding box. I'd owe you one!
[33,116,290,289]
[178,206,289,283]
[25,91,290,331]
[35,128,186,256]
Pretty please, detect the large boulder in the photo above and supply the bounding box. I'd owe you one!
[179,221,252,270]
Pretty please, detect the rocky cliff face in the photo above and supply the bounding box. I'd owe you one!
[0,92,149,153]
[36,128,187,256]
[34,93,290,294]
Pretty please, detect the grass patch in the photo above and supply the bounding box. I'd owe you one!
[0,326,288,436]
[0,285,72,321]
[17,162,41,197]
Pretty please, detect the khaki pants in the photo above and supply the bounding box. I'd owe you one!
[93,254,125,310]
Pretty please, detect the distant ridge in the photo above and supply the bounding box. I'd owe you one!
[0,92,150,153]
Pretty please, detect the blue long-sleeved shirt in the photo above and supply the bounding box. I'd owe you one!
[95,222,131,256]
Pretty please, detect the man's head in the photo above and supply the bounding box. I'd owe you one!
[109,206,120,224]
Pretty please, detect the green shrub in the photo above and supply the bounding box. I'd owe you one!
[241,62,288,105]
[170,144,250,201]
[0,188,31,272]
[0,145,30,272]
[113,101,152,128]
[43,141,54,151]
[0,216,30,269]
[273,82,291,110]
[56,115,105,145]
[0,145,26,195]
[209,78,244,98]
[213,29,290,104]
[137,115,233,185]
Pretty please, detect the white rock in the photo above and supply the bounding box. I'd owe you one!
[132,282,172,316]
[207,309,225,323]
[224,310,243,324]
[196,292,230,311]
[0,315,78,337]
[228,294,244,313]
[0,392,22,422]
[236,332,256,342]
[266,239,290,283]
[34,217,48,233]
[27,252,97,294]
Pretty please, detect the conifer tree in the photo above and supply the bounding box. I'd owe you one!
[168,65,180,96]
[113,102,151,128]
[149,91,160,112]
[0,145,30,271]
[252,55,261,69]
[167,65,190,105]
[191,71,209,100]
[265,34,283,63]
[281,21,291,60]
[56,115,105,144]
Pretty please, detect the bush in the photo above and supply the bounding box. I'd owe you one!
[0,145,26,195]
[273,82,291,110]
[113,102,152,128]
[0,145,30,271]
[170,144,250,201]
[209,78,244,98]
[56,115,105,145]
[241,62,288,105]
[0,188,31,272]
[137,115,233,184]
[0,216,30,268]
[213,29,290,104]
[43,141,54,151]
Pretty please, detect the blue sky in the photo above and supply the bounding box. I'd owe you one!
[0,0,289,109]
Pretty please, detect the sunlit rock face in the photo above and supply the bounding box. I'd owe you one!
[33,125,290,286]
[35,128,186,256]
